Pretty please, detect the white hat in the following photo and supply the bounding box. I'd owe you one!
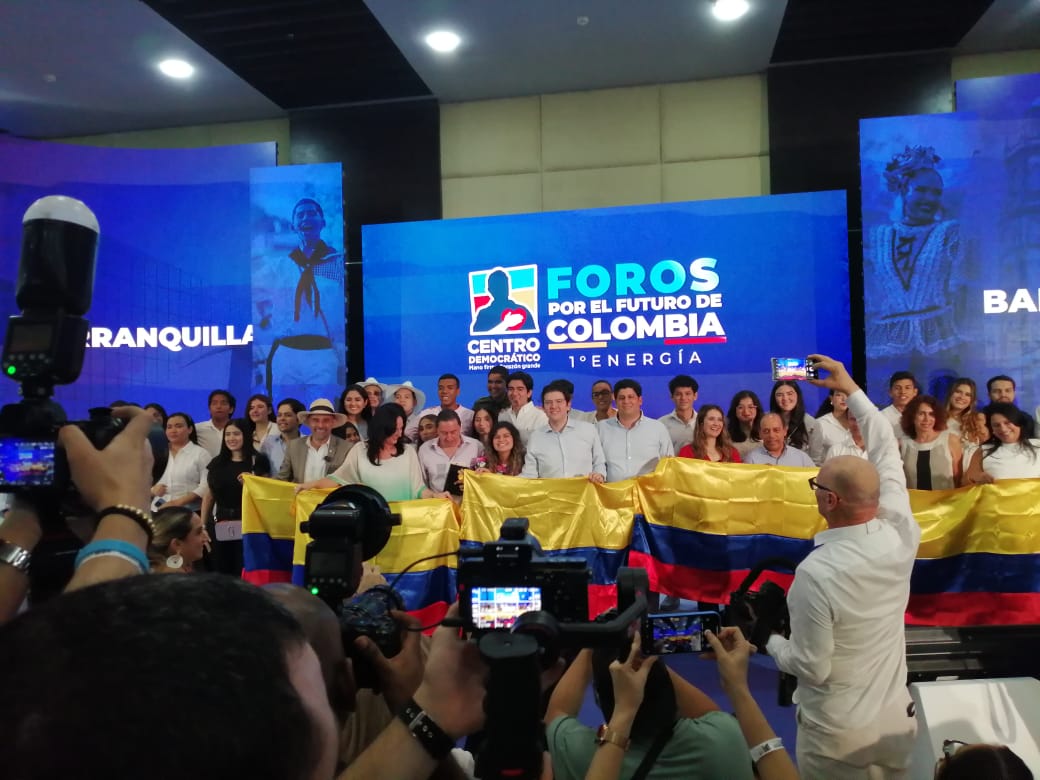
[298,398,349,427]
[361,377,392,400]
[388,380,426,413]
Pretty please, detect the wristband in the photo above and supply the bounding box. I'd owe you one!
[397,698,455,760]
[96,504,155,542]
[749,736,784,763]
[0,539,32,574]
[75,539,150,575]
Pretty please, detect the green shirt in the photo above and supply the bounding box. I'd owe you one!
[547,711,754,780]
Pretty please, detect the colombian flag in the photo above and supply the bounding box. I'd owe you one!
[460,471,636,618]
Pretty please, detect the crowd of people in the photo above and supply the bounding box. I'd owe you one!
[0,358,1035,779]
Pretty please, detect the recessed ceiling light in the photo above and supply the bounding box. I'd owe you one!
[425,30,461,53]
[712,0,750,22]
[158,59,195,79]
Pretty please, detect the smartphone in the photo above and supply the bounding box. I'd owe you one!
[771,357,819,382]
[641,610,720,656]
[469,586,542,630]
[0,437,56,490]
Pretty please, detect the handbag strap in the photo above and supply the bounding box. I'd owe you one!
[629,719,677,780]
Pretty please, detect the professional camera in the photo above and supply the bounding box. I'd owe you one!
[300,484,403,688]
[454,517,651,780]
[0,197,159,600]
[725,557,798,705]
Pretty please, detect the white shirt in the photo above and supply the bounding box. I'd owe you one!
[979,440,1040,480]
[597,414,674,482]
[418,436,484,491]
[658,410,698,455]
[303,437,331,483]
[880,404,904,439]
[522,417,605,479]
[767,389,921,734]
[808,412,855,466]
[499,402,548,445]
[154,441,211,507]
[194,419,226,458]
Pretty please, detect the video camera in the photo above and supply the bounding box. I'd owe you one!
[300,483,404,687]
[0,197,160,600]
[724,557,798,705]
[455,517,650,780]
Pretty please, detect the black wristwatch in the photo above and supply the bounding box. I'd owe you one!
[397,698,455,760]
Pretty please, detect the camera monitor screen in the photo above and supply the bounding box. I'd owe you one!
[0,438,56,487]
[470,586,542,629]
[771,357,818,382]
[646,612,719,655]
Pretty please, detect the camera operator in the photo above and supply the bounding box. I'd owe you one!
[765,355,921,779]
[544,627,751,779]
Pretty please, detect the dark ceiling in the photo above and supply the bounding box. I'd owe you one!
[141,0,431,109]
[139,0,1010,114]
[1,0,1036,138]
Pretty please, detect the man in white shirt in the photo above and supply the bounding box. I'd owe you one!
[522,380,605,482]
[417,410,483,493]
[880,371,918,439]
[498,371,547,445]
[572,379,616,424]
[415,373,475,437]
[598,379,674,482]
[767,355,921,779]
[745,413,815,467]
[195,389,235,457]
[277,399,351,483]
[986,374,1016,404]
[261,398,304,475]
[657,374,699,455]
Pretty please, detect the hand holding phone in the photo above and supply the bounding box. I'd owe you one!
[641,610,721,656]
[771,357,819,381]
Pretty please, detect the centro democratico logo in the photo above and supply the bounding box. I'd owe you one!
[468,265,540,337]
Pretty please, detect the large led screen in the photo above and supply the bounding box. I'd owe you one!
[861,75,1040,406]
[363,192,851,415]
[0,137,278,418]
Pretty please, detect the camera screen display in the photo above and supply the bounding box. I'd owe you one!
[470,586,542,629]
[771,357,819,381]
[645,612,719,655]
[307,550,344,579]
[6,321,53,354]
[0,438,56,487]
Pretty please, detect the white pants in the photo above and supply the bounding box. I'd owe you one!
[796,696,918,780]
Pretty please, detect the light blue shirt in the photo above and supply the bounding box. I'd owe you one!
[744,445,815,467]
[597,414,674,482]
[260,434,297,476]
[521,417,605,479]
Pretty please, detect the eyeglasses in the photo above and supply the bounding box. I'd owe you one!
[592,390,613,398]
[807,477,839,498]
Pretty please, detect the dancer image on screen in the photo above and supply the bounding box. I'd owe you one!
[864,146,963,371]
[255,197,344,398]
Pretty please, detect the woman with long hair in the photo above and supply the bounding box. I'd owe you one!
[809,388,855,465]
[200,418,271,575]
[244,393,278,449]
[150,412,211,512]
[679,404,740,462]
[727,390,762,459]
[965,403,1040,484]
[476,421,526,476]
[299,403,437,501]
[899,395,962,489]
[334,384,371,441]
[944,378,986,445]
[770,380,815,451]
[472,404,498,450]
[149,506,210,574]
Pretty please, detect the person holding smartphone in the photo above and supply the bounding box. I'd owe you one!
[766,354,920,778]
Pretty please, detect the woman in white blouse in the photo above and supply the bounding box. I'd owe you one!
[965,403,1040,484]
[151,412,211,511]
